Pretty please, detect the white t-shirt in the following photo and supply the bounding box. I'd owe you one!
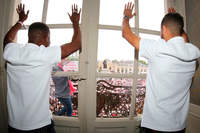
[3,43,61,130]
[140,37,200,131]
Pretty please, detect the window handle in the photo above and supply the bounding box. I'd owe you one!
[70,78,86,82]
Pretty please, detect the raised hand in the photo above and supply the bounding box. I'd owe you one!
[16,3,29,22]
[168,7,176,13]
[123,2,136,19]
[68,4,81,25]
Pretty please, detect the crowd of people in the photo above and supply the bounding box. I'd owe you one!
[49,77,146,117]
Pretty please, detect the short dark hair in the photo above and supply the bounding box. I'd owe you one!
[28,22,50,41]
[161,13,184,36]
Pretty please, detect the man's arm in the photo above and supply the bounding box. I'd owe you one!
[61,4,82,59]
[182,30,189,43]
[122,2,140,51]
[3,4,29,49]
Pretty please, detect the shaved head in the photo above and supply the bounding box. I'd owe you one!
[28,22,50,46]
[161,13,184,36]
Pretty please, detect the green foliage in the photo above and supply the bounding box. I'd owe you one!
[67,56,78,61]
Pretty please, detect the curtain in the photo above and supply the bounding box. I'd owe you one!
[0,0,20,132]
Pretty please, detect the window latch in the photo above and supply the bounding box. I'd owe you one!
[70,78,87,82]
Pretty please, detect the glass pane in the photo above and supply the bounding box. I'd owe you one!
[50,77,79,117]
[97,30,135,74]
[46,0,82,24]
[99,0,135,26]
[138,33,161,72]
[97,78,133,118]
[50,29,79,72]
[135,78,146,116]
[21,0,44,25]
[17,29,28,44]
[50,29,73,46]
[139,0,164,31]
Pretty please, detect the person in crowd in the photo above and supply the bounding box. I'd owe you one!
[3,3,81,133]
[52,60,73,116]
[122,2,200,133]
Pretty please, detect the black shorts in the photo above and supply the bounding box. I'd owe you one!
[140,127,185,133]
[8,120,56,133]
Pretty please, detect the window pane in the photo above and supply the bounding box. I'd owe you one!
[97,78,133,118]
[135,78,146,116]
[21,0,44,25]
[97,30,135,74]
[50,29,79,72]
[46,0,82,24]
[138,33,161,73]
[139,0,164,31]
[50,29,73,46]
[50,78,79,117]
[99,0,135,26]
[17,29,28,44]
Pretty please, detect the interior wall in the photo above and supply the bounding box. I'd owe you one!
[186,0,200,106]
[0,0,17,132]
[0,0,8,131]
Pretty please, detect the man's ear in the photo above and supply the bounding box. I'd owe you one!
[44,35,50,47]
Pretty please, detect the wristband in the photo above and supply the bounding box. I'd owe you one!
[17,21,23,26]
[123,15,130,20]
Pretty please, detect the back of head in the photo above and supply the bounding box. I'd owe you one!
[28,22,50,46]
[161,13,184,36]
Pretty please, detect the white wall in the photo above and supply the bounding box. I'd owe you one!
[185,0,200,132]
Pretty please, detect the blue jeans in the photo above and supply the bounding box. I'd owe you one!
[58,97,73,116]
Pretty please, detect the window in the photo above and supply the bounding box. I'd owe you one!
[97,0,165,118]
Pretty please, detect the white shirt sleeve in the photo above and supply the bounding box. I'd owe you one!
[139,38,159,60]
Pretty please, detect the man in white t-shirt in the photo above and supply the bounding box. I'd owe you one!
[3,3,81,133]
[122,2,200,133]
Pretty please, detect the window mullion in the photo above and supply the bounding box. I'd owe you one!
[42,0,49,23]
[129,0,139,119]
[47,24,72,29]
[135,0,139,34]
[139,29,160,36]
